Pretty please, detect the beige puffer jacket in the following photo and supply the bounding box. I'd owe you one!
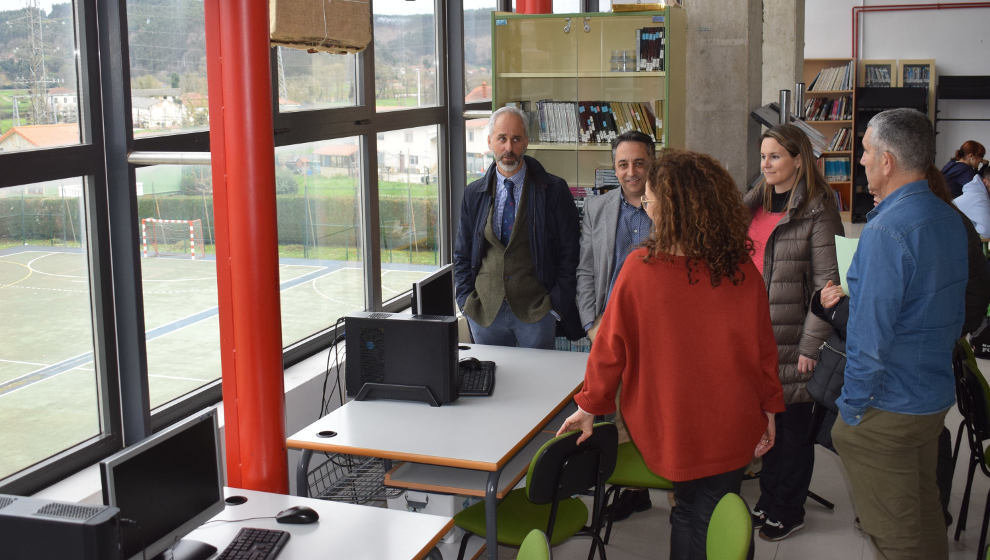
[744,180,844,404]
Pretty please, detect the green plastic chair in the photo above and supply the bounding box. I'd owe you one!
[516,529,550,560]
[951,338,990,560]
[453,423,618,560]
[706,492,752,560]
[601,441,674,543]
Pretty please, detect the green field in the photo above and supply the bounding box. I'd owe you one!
[0,246,432,480]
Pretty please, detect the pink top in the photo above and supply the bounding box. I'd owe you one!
[749,208,784,277]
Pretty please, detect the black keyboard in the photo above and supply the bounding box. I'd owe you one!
[458,359,495,396]
[216,527,290,560]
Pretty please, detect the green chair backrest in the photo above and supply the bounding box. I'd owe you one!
[516,529,551,560]
[706,493,752,560]
[525,422,618,505]
[957,339,990,439]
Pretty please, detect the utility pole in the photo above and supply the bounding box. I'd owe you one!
[13,1,58,125]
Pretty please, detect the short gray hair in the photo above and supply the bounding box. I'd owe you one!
[488,106,529,140]
[867,108,934,173]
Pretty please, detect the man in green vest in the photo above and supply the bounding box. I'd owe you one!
[453,106,582,348]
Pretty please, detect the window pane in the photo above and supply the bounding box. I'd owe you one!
[464,2,494,102]
[276,47,358,112]
[0,4,81,153]
[373,0,438,110]
[135,165,220,408]
[0,179,96,480]
[378,125,441,296]
[466,117,490,185]
[127,0,209,136]
[275,138,365,345]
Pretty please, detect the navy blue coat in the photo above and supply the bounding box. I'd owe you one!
[453,155,584,340]
[942,160,977,198]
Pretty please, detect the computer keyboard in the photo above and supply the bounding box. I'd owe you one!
[216,527,290,560]
[458,359,496,396]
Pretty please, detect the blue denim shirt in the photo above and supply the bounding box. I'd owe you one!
[836,180,967,426]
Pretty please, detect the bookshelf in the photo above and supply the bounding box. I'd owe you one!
[491,9,686,191]
[897,59,936,123]
[802,58,855,222]
[858,59,896,88]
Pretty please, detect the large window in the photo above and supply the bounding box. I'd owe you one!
[127,0,209,136]
[0,3,81,153]
[0,179,98,481]
[0,0,489,494]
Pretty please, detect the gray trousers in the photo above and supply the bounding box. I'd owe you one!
[832,407,948,560]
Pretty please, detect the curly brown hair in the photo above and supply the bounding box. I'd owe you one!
[643,149,754,286]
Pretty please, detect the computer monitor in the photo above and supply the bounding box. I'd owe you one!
[411,264,455,316]
[100,408,225,560]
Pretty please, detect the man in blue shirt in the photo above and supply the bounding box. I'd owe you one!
[832,108,968,560]
[575,130,655,520]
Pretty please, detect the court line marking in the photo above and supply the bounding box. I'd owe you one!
[0,358,50,367]
[0,259,34,288]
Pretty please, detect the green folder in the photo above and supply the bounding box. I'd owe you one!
[835,235,858,295]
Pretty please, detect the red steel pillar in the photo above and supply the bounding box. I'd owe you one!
[204,0,289,493]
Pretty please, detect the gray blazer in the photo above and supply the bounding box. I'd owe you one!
[576,188,623,328]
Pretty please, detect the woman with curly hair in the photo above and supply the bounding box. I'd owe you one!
[558,149,786,560]
[744,123,843,541]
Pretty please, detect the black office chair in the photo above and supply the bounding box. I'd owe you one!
[951,339,990,560]
[453,422,618,560]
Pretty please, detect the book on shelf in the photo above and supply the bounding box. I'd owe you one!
[864,64,892,87]
[510,99,662,144]
[902,64,931,87]
[802,95,852,121]
[808,60,854,91]
[635,26,665,71]
[594,168,620,193]
[827,127,851,152]
[819,156,851,183]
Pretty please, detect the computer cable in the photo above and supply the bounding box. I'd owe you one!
[320,317,346,421]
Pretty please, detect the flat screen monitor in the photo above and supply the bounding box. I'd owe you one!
[411,264,455,316]
[100,408,225,560]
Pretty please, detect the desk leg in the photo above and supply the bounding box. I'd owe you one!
[295,449,313,497]
[485,469,501,560]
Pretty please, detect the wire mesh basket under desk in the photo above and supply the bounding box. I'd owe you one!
[306,454,404,504]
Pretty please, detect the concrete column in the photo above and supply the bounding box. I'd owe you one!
[762,0,805,106]
[684,0,763,190]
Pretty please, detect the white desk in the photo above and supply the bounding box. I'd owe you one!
[286,344,587,560]
[185,488,453,559]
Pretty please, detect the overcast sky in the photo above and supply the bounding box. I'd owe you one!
[0,0,59,11]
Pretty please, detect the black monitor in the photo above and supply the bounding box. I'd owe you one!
[100,408,225,560]
[411,264,455,316]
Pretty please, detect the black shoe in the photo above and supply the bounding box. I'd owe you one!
[758,518,805,541]
[750,506,767,530]
[605,488,652,522]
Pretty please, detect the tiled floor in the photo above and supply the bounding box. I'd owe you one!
[490,355,990,560]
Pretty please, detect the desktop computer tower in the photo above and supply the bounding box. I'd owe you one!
[345,312,459,405]
[0,494,120,560]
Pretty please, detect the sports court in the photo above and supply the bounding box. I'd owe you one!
[0,245,429,479]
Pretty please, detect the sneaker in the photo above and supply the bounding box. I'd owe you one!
[605,488,652,522]
[758,518,804,541]
[750,506,767,530]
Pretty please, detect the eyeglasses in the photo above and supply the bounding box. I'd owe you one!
[640,195,655,210]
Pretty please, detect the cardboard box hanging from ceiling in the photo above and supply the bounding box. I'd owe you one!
[270,0,371,55]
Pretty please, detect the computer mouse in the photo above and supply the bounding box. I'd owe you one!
[275,505,320,524]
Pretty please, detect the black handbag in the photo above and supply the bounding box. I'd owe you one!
[806,333,846,412]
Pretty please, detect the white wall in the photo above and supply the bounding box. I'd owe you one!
[805,0,990,164]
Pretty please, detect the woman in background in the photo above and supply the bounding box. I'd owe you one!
[558,149,785,560]
[942,140,986,198]
[744,124,843,541]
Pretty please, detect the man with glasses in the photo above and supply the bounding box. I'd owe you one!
[575,130,656,521]
[453,106,583,348]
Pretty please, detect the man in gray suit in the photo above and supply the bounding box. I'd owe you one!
[575,130,656,521]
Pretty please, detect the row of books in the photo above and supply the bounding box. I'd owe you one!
[803,95,852,121]
[819,156,851,182]
[507,99,663,144]
[808,61,854,91]
[827,127,852,152]
[863,64,893,87]
[902,64,931,86]
[636,27,665,71]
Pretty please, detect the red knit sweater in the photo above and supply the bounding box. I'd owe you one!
[574,249,785,482]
